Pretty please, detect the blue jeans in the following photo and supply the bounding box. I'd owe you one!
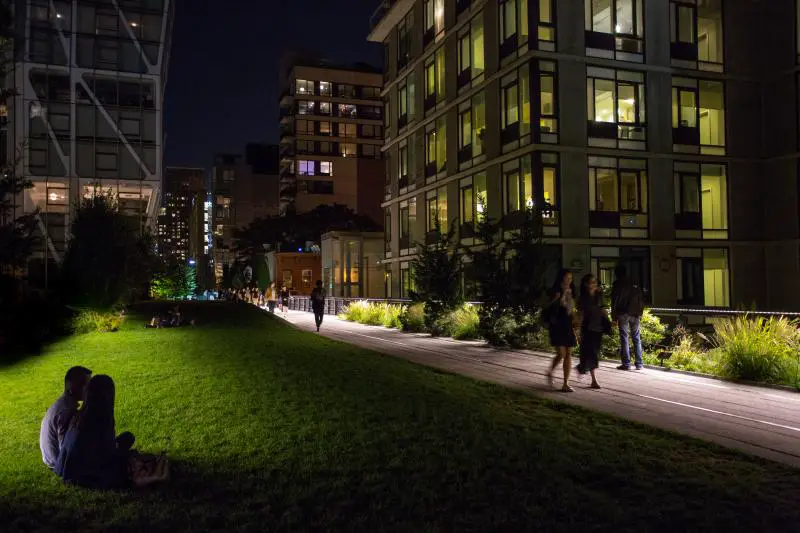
[618,314,643,368]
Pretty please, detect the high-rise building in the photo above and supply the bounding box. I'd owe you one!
[211,144,279,281]
[156,167,204,263]
[370,0,800,310]
[5,0,173,276]
[279,58,385,223]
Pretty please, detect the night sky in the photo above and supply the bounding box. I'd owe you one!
[164,0,383,168]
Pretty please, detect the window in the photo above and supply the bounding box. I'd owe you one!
[320,161,333,176]
[397,10,414,69]
[46,183,68,213]
[385,209,392,253]
[339,123,357,138]
[500,66,530,145]
[539,61,557,138]
[319,81,331,96]
[307,180,334,194]
[296,119,313,135]
[340,143,357,158]
[296,79,314,95]
[398,140,410,189]
[587,67,646,148]
[319,121,332,135]
[282,270,293,288]
[538,0,556,46]
[337,84,355,97]
[458,14,485,87]
[362,144,380,158]
[425,116,447,177]
[362,87,381,99]
[319,101,332,115]
[459,172,486,237]
[458,91,486,162]
[96,152,117,171]
[423,0,445,46]
[426,186,448,240]
[588,156,647,236]
[585,0,644,59]
[400,198,417,251]
[319,141,333,154]
[297,160,314,175]
[362,124,381,138]
[674,162,728,239]
[424,47,446,110]
[677,248,729,307]
[296,140,314,154]
[302,269,313,288]
[670,0,723,70]
[359,105,382,120]
[338,104,357,118]
[400,263,413,298]
[297,100,315,115]
[672,77,725,154]
[499,0,529,59]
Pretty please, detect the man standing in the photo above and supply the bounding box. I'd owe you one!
[310,280,326,332]
[610,265,644,370]
[40,366,92,470]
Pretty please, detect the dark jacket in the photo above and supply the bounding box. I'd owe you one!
[55,422,128,489]
[579,292,605,333]
[310,287,326,309]
[610,277,644,318]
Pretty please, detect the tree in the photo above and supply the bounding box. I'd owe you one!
[0,5,37,277]
[254,252,270,291]
[505,207,551,316]
[410,219,462,333]
[151,262,196,300]
[62,190,158,307]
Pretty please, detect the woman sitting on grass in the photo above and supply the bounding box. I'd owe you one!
[54,375,136,489]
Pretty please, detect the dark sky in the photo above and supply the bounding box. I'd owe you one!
[164,0,383,168]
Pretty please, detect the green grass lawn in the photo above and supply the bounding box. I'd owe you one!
[1,302,799,532]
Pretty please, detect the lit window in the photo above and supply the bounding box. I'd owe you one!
[425,117,447,178]
[458,13,484,86]
[587,67,646,148]
[425,186,448,237]
[674,162,728,240]
[320,161,333,176]
[424,47,446,110]
[340,143,357,158]
[397,11,415,69]
[458,91,485,162]
[296,79,314,94]
[423,0,445,46]
[677,248,729,307]
[297,100,315,115]
[585,0,644,59]
[500,65,530,144]
[298,160,314,175]
[588,155,647,236]
[398,75,416,127]
[319,102,332,115]
[499,0,530,58]
[319,81,331,96]
[459,172,486,237]
[669,0,723,70]
[671,77,725,155]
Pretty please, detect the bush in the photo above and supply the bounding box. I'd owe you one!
[434,304,481,340]
[482,309,548,349]
[339,301,404,329]
[400,303,427,333]
[713,315,800,386]
[601,310,667,359]
[72,309,123,334]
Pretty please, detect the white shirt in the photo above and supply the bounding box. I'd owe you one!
[39,393,78,470]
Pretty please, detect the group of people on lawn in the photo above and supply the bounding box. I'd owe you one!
[545,265,644,392]
[40,367,167,490]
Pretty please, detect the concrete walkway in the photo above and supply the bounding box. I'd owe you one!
[282,309,800,468]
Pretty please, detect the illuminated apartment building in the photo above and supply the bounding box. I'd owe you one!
[156,166,204,263]
[279,58,385,223]
[5,0,173,279]
[370,0,800,309]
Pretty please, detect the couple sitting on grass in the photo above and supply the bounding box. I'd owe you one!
[40,367,168,489]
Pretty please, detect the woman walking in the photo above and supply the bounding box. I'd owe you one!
[577,274,609,389]
[279,286,290,317]
[545,269,578,392]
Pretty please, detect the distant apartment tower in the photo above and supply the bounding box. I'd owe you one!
[279,59,385,223]
[211,144,279,281]
[370,0,800,310]
[156,167,204,263]
[5,0,173,277]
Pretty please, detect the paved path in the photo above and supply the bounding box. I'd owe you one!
[282,309,800,468]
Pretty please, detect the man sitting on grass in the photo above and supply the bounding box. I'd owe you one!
[40,366,92,471]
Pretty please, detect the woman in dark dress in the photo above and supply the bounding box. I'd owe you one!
[546,269,578,392]
[577,274,607,389]
[55,375,135,489]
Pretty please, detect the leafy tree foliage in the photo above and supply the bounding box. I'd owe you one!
[62,191,158,307]
[254,253,270,291]
[410,220,463,334]
[151,263,197,300]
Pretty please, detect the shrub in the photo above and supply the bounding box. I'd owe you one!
[381,304,404,329]
[601,310,666,359]
[339,300,370,323]
[481,309,547,349]
[435,303,481,340]
[340,302,405,329]
[667,334,719,374]
[713,315,800,385]
[72,309,122,334]
[400,303,427,333]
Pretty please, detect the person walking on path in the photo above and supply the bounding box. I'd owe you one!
[544,269,578,392]
[577,274,611,389]
[279,286,290,317]
[310,280,326,332]
[266,283,277,314]
[610,265,645,370]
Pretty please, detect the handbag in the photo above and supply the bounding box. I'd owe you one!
[129,452,170,487]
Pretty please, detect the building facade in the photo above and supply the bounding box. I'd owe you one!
[279,60,385,223]
[321,230,385,297]
[211,144,279,282]
[156,166,204,263]
[370,0,800,310]
[266,251,322,296]
[6,0,173,275]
